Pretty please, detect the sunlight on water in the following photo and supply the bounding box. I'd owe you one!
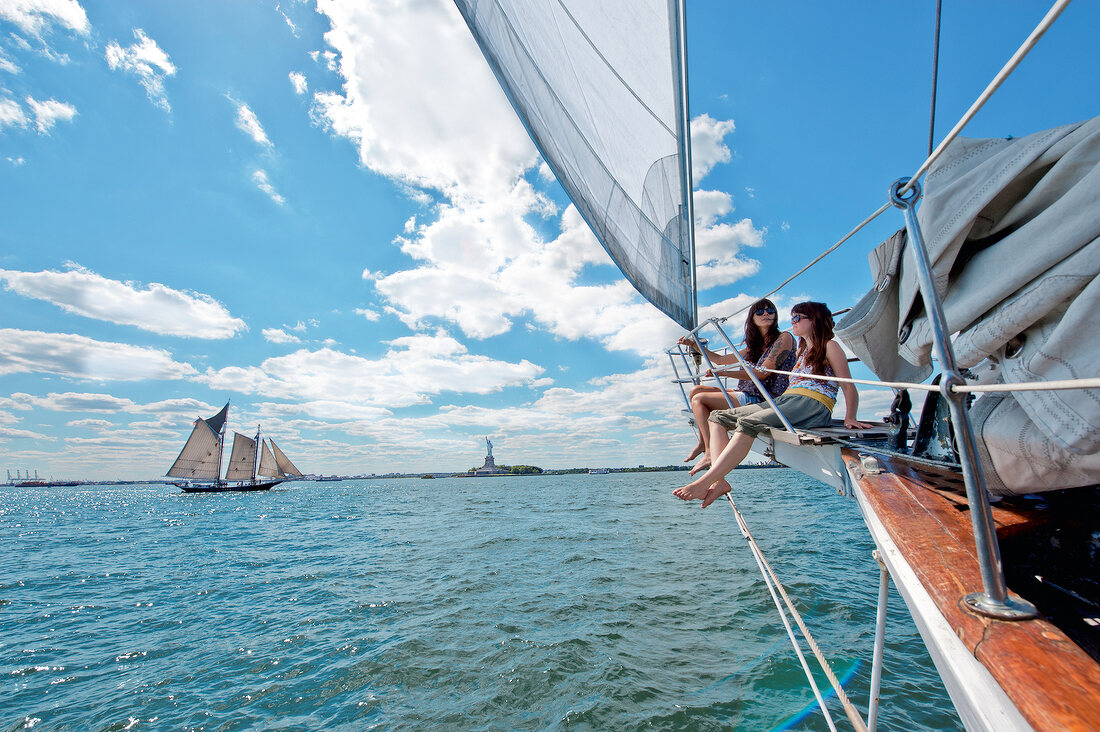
[0,472,961,730]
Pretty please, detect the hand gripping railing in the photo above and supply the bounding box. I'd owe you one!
[889,177,1037,621]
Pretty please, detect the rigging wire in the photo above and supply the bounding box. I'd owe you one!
[927,0,943,158]
[703,0,1073,328]
[725,493,869,732]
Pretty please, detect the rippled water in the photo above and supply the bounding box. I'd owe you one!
[1,471,962,730]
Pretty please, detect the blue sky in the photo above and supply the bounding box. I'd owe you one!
[1,1,1096,480]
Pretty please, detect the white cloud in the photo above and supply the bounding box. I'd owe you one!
[310,0,535,201]
[252,169,285,205]
[7,155,26,165]
[353,307,380,321]
[0,0,89,36]
[24,95,75,133]
[105,29,176,111]
[307,0,763,366]
[288,71,307,95]
[0,264,247,338]
[0,48,19,74]
[263,328,301,344]
[0,329,197,381]
[234,100,272,147]
[195,332,546,408]
[0,97,27,129]
[690,113,735,182]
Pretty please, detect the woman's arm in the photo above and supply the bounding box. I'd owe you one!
[826,340,874,429]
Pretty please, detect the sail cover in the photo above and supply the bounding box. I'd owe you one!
[225,432,257,481]
[270,440,303,477]
[453,0,696,328]
[837,115,1100,495]
[166,419,222,480]
[257,440,280,478]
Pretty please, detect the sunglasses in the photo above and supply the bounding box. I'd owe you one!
[754,306,777,316]
[790,313,809,323]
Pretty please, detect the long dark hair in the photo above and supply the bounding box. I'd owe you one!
[744,298,781,363]
[791,301,834,375]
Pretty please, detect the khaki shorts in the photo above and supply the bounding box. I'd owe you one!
[709,394,833,438]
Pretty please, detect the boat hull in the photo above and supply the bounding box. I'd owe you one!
[176,480,282,493]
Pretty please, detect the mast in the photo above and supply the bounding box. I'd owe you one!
[672,0,698,328]
[216,400,228,486]
[253,425,261,484]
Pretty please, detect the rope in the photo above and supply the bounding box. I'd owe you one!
[720,204,892,324]
[726,493,869,732]
[745,367,1100,395]
[899,0,1072,196]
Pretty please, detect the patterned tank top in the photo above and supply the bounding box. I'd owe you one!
[737,333,796,400]
[786,347,839,405]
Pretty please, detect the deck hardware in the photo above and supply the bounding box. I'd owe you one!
[890,177,1037,621]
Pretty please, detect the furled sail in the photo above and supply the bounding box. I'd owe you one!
[166,419,223,480]
[224,432,257,481]
[453,0,696,329]
[257,439,280,478]
[270,440,303,477]
[837,115,1100,495]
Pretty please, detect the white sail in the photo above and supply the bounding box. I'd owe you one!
[257,439,280,478]
[224,432,257,481]
[270,440,303,477]
[166,420,222,479]
[453,0,696,328]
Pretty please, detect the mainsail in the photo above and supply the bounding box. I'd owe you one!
[224,432,258,481]
[453,0,697,328]
[270,440,303,477]
[166,402,228,480]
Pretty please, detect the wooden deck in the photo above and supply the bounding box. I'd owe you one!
[842,448,1100,731]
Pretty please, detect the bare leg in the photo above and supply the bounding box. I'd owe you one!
[673,430,754,504]
[685,388,740,464]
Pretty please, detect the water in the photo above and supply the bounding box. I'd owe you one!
[1,471,962,730]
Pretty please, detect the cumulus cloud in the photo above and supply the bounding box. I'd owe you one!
[195,331,546,411]
[353,307,380,321]
[0,264,247,338]
[288,71,307,95]
[690,113,735,182]
[312,1,762,357]
[24,95,76,133]
[0,0,90,36]
[252,169,285,205]
[234,100,273,147]
[0,329,197,381]
[263,328,301,344]
[105,29,176,111]
[310,0,534,200]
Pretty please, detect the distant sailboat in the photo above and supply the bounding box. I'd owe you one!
[167,401,303,493]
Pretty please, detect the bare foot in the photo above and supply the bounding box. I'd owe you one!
[683,441,705,463]
[673,477,709,501]
[701,479,732,508]
[688,457,710,476]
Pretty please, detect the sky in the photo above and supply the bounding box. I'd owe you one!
[1,0,1097,480]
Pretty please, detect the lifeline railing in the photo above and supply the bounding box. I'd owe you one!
[666,1,1086,727]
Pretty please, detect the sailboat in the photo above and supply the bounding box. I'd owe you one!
[167,401,304,493]
[454,1,1099,730]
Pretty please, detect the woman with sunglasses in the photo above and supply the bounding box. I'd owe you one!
[674,301,874,508]
[677,298,796,474]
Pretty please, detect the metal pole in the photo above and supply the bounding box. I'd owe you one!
[868,551,890,732]
[673,0,698,328]
[689,329,739,411]
[889,178,1036,620]
[711,320,798,433]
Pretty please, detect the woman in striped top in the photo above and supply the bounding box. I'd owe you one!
[674,301,873,508]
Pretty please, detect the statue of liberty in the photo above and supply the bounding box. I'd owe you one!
[485,436,493,458]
